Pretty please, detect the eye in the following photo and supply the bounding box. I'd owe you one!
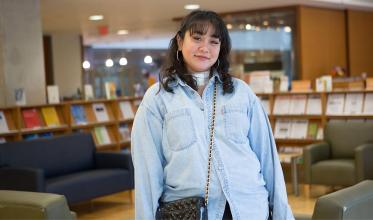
[192,35,201,41]
[211,40,220,45]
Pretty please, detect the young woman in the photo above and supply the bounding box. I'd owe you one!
[131,10,294,220]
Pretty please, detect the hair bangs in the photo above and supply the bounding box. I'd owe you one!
[188,20,222,40]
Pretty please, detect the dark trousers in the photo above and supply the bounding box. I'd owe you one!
[223,202,232,219]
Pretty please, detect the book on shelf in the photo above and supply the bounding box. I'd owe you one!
[273,96,291,115]
[47,85,60,104]
[290,119,308,139]
[291,80,311,92]
[0,137,6,144]
[71,105,87,125]
[248,71,272,93]
[119,101,135,119]
[344,93,363,115]
[274,119,291,139]
[0,111,9,133]
[84,84,94,100]
[316,126,324,140]
[366,78,373,90]
[119,124,131,141]
[105,82,117,99]
[92,103,109,122]
[306,94,322,115]
[326,94,345,115]
[41,107,60,127]
[289,95,307,115]
[22,108,42,129]
[363,93,373,115]
[316,76,332,92]
[307,122,319,139]
[94,126,111,145]
[39,132,53,138]
[259,97,270,114]
[23,133,39,140]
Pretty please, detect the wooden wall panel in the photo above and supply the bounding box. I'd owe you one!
[347,10,373,77]
[298,6,347,80]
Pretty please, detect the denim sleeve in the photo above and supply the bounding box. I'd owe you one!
[248,97,294,220]
[131,103,164,219]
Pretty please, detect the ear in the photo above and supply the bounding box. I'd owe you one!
[176,34,183,50]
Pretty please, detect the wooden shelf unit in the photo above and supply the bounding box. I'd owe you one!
[257,89,373,150]
[0,96,142,151]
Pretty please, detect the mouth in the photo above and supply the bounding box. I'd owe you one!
[194,55,210,60]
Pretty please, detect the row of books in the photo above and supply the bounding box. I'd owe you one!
[326,93,373,115]
[261,93,373,115]
[0,107,62,132]
[71,101,134,125]
[274,119,323,140]
[261,94,322,115]
[93,124,131,145]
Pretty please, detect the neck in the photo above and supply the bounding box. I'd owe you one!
[189,71,210,87]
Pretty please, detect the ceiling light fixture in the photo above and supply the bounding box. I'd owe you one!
[105,59,114,67]
[184,4,200,10]
[226,24,233,30]
[144,55,153,64]
[89,15,104,21]
[245,24,252,30]
[117,30,129,35]
[119,57,128,66]
[82,61,90,69]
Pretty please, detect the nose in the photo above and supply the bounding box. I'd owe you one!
[198,41,209,54]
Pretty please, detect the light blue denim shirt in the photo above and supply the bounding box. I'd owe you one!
[131,74,294,220]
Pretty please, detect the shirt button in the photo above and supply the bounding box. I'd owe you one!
[200,107,204,111]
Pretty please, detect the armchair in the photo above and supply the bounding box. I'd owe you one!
[294,180,373,220]
[304,121,373,187]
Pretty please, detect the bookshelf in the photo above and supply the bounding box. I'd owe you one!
[257,90,373,152]
[0,96,142,151]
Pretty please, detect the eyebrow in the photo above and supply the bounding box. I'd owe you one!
[191,31,220,40]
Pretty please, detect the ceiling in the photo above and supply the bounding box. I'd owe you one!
[40,0,373,47]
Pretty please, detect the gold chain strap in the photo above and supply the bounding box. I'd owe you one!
[204,79,217,207]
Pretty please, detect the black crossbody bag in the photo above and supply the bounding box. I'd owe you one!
[155,80,218,220]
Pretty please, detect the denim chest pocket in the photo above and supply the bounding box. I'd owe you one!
[223,105,249,144]
[164,108,197,151]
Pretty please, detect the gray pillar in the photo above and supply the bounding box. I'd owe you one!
[0,0,46,106]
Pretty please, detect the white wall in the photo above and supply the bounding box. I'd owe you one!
[0,0,45,106]
[51,34,82,98]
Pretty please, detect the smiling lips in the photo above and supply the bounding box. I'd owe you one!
[194,55,210,60]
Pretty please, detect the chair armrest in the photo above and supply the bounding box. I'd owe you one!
[95,151,133,171]
[0,167,45,192]
[355,143,373,181]
[303,142,330,183]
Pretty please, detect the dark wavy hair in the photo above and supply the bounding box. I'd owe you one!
[159,10,234,94]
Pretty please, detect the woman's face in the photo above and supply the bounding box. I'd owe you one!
[178,25,221,73]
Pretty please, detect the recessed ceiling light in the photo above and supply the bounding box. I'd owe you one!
[119,57,128,66]
[82,61,90,69]
[105,59,114,67]
[184,4,200,10]
[226,24,233,30]
[117,30,129,35]
[144,55,153,64]
[89,15,104,21]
